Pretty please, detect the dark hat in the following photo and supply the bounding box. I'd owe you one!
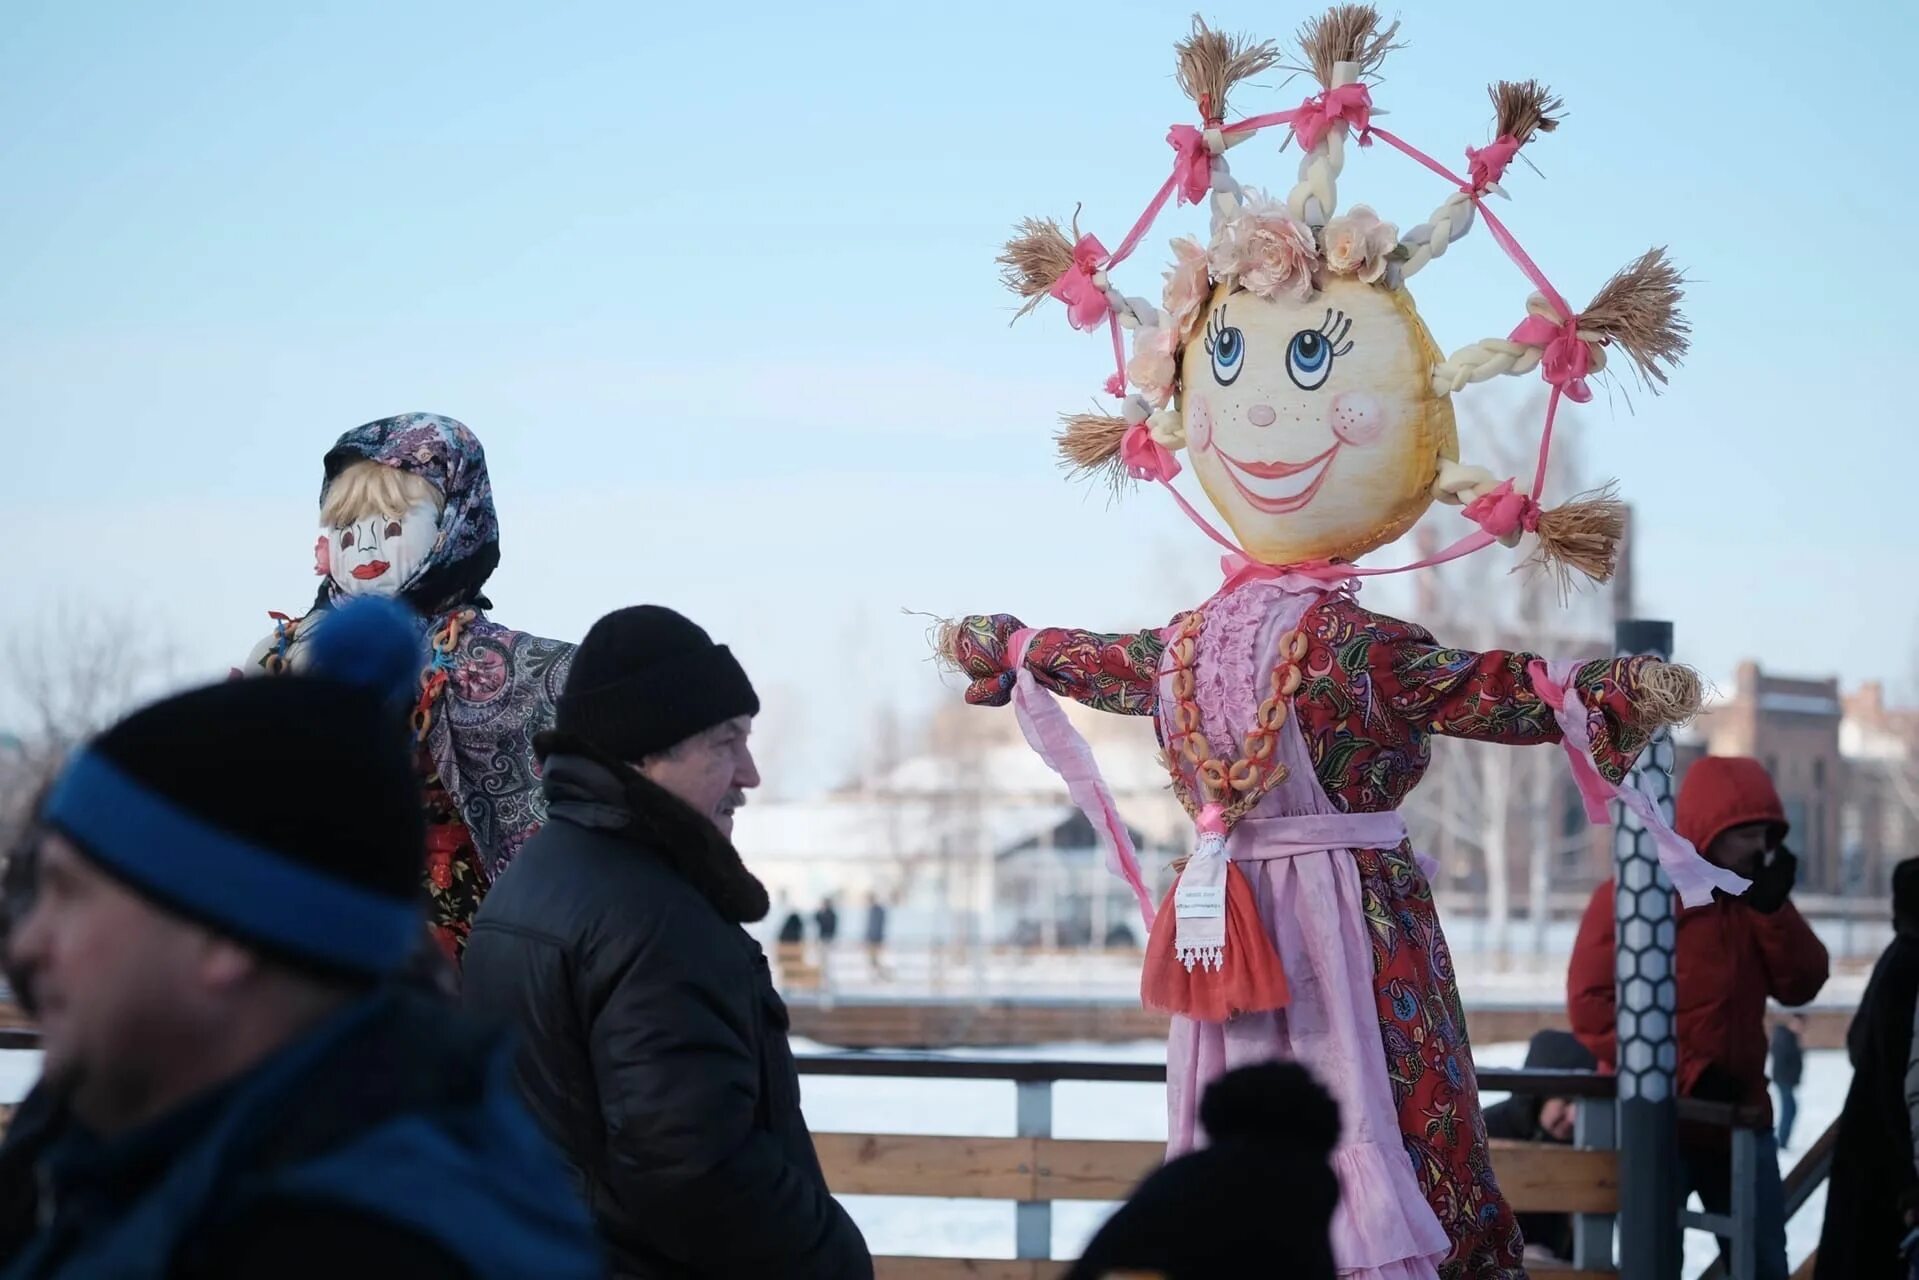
[39,598,428,979]
[555,606,759,761]
[1064,1062,1340,1280]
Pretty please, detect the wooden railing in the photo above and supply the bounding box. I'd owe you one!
[797,1055,1627,1280]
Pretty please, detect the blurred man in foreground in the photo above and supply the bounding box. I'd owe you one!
[0,601,599,1279]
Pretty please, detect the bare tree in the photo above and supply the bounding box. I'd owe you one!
[1,600,182,840]
[1402,387,1614,961]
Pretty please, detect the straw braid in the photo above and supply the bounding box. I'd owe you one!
[1285,89,1352,226]
[1431,293,1608,395]
[1398,190,1476,280]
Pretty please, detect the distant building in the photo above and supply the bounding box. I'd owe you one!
[1839,681,1919,895]
[1685,662,1845,891]
[729,701,1182,947]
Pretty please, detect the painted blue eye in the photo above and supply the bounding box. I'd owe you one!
[1286,328,1334,390]
[1209,325,1245,385]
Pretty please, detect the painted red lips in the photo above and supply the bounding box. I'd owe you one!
[1213,444,1341,514]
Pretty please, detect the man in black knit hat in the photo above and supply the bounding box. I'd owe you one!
[463,605,871,1280]
[0,599,600,1280]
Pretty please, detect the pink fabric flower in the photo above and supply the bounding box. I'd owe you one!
[1161,236,1212,335]
[1126,325,1179,406]
[1320,205,1399,284]
[1209,191,1318,302]
[314,535,331,577]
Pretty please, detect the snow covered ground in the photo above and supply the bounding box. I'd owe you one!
[0,1040,1852,1275]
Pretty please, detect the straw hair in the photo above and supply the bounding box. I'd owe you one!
[1058,411,1132,492]
[998,216,1079,321]
[1175,15,1279,122]
[1527,484,1625,595]
[1636,661,1704,729]
[321,459,443,527]
[1491,80,1564,146]
[931,619,965,676]
[1581,247,1689,389]
[1296,5,1400,87]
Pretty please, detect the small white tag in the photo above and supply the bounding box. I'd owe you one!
[1175,883,1226,919]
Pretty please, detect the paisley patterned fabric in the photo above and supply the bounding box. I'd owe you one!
[985,591,1657,1279]
[424,615,574,874]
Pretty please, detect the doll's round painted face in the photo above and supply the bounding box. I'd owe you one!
[1179,276,1457,565]
[327,497,441,599]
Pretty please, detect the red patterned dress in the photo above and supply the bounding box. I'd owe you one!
[954,581,1660,1280]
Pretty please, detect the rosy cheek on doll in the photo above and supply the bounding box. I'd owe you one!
[1330,391,1384,446]
[1188,395,1215,451]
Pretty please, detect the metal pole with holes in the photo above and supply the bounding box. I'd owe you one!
[1612,619,1684,1279]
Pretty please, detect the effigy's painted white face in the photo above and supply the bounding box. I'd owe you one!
[1179,276,1457,565]
[326,498,441,598]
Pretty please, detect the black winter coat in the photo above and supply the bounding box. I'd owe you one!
[463,746,872,1280]
[1817,930,1919,1280]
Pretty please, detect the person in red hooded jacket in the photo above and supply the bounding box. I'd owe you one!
[1567,755,1828,1280]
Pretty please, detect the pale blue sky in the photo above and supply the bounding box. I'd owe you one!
[3,0,1915,792]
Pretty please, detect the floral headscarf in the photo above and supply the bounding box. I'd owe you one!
[319,413,502,615]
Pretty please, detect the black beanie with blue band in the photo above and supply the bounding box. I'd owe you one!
[40,598,429,981]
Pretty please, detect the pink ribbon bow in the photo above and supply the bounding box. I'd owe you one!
[1047,233,1111,332]
[1165,124,1214,206]
[1293,83,1373,152]
[1120,422,1181,483]
[1462,479,1540,539]
[1216,551,1358,596]
[1509,313,1595,404]
[1465,134,1520,192]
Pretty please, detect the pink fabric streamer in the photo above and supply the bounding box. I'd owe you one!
[1461,479,1540,539]
[1007,631,1158,929]
[1121,422,1181,483]
[1528,659,1752,910]
[1102,125,1213,274]
[1292,83,1374,151]
[1047,233,1112,331]
[1465,135,1520,192]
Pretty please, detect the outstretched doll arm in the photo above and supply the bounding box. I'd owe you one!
[943,614,1171,716]
[1352,607,1681,782]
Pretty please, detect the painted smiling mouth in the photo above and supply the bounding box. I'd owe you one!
[1214,444,1340,514]
[349,561,391,580]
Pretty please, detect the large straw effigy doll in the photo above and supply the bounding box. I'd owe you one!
[937,9,1750,1276]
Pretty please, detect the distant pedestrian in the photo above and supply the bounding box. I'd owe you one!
[1818,858,1919,1280]
[1772,1013,1806,1149]
[1064,1062,1338,1280]
[0,600,600,1279]
[864,892,891,981]
[463,605,871,1278]
[815,895,841,989]
[1480,1030,1598,1263]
